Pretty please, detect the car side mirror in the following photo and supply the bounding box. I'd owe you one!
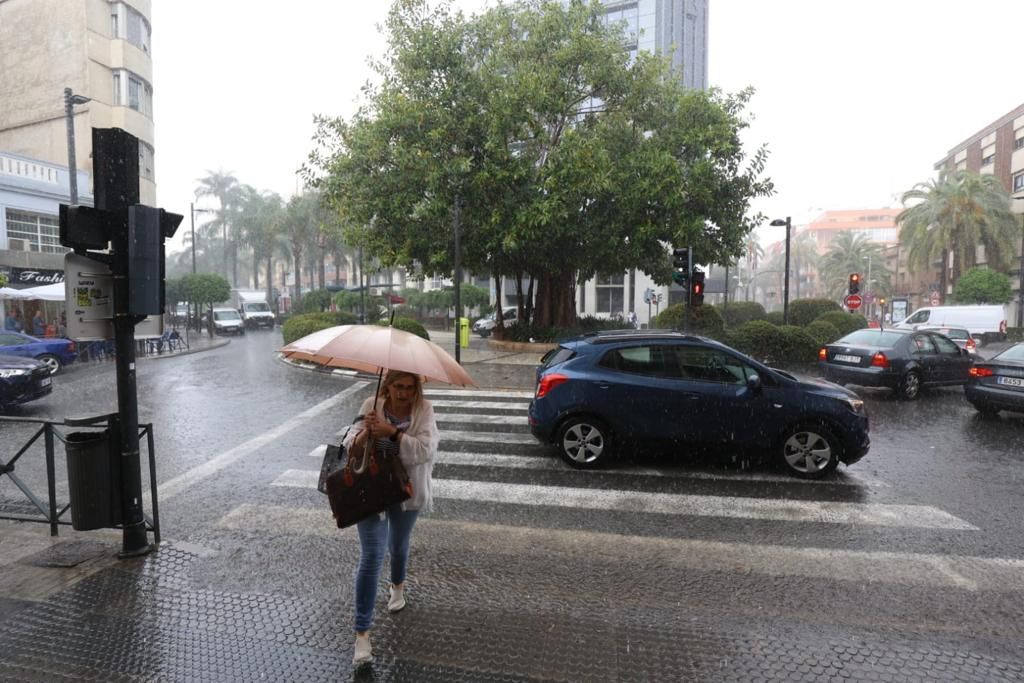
[746,373,762,392]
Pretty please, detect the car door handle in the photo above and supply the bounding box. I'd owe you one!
[593,382,610,389]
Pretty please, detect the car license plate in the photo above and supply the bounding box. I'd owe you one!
[40,377,51,387]
[997,376,1024,388]
[834,354,860,364]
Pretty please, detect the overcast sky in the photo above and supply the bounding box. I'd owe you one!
[152,0,1024,255]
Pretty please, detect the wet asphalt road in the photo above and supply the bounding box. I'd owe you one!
[3,330,1024,678]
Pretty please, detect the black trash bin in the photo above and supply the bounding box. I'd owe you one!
[65,430,122,531]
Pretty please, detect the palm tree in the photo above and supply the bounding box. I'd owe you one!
[239,190,286,297]
[819,231,891,301]
[194,170,242,284]
[898,169,1018,301]
[281,193,318,306]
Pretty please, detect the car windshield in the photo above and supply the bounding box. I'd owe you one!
[837,330,905,348]
[214,311,240,321]
[994,344,1024,362]
[243,303,270,312]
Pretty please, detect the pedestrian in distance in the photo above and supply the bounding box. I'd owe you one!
[31,309,45,336]
[341,369,440,666]
[4,309,20,332]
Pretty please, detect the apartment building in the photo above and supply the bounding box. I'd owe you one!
[933,103,1024,326]
[0,0,157,318]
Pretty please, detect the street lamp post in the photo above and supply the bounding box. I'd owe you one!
[63,87,90,203]
[770,217,792,324]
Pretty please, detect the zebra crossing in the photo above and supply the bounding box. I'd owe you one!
[257,386,1024,591]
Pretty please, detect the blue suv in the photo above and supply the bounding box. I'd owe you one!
[529,330,870,479]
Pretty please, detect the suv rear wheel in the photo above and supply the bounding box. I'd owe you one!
[556,416,611,469]
[778,423,840,479]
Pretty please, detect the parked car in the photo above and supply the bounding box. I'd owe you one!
[818,328,973,400]
[529,330,870,479]
[473,307,518,337]
[209,307,245,336]
[917,326,976,355]
[0,354,53,411]
[893,304,1006,343]
[0,331,77,375]
[964,342,1024,416]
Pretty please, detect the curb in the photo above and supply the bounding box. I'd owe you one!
[486,339,557,353]
[143,337,231,361]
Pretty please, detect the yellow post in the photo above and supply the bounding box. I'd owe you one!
[459,317,470,348]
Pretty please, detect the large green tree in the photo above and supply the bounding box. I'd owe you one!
[951,266,1013,304]
[307,0,771,327]
[898,169,1018,301]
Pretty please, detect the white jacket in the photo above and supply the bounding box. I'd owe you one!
[342,395,440,513]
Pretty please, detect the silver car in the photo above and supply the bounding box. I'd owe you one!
[918,326,976,355]
[472,307,517,337]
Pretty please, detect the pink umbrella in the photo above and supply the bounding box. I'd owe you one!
[279,324,475,387]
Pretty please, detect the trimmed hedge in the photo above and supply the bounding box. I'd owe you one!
[503,316,631,343]
[730,320,786,363]
[815,311,868,336]
[788,299,842,327]
[715,301,767,327]
[378,316,430,340]
[778,325,820,364]
[804,320,842,347]
[281,311,358,345]
[651,304,725,337]
[765,311,785,326]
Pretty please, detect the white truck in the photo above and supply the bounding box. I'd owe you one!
[228,289,276,329]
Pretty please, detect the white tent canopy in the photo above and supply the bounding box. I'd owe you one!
[0,282,65,301]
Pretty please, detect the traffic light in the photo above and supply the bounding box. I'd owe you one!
[848,273,861,295]
[672,247,690,286]
[690,269,705,306]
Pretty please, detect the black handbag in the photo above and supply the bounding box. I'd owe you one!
[322,429,413,529]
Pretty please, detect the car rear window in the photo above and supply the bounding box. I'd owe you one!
[995,345,1024,362]
[541,347,575,369]
[838,330,905,347]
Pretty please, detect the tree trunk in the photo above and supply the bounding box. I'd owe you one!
[232,243,238,287]
[265,257,274,309]
[939,248,949,303]
[533,271,577,328]
[252,251,260,290]
[293,250,303,306]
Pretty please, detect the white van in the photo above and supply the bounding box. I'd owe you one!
[893,305,1007,343]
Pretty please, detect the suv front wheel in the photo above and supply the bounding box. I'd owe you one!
[777,423,840,479]
[556,416,612,469]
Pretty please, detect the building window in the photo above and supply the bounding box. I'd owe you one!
[595,273,625,314]
[110,2,151,54]
[1014,172,1024,193]
[112,69,153,117]
[1016,136,1024,150]
[4,210,68,254]
[981,154,995,166]
[139,141,155,181]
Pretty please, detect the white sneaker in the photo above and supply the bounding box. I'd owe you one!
[388,584,406,613]
[353,633,372,665]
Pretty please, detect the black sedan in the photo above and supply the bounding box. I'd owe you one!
[964,342,1024,416]
[0,354,53,411]
[819,328,973,400]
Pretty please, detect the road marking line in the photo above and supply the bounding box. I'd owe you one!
[431,400,530,410]
[270,470,972,530]
[425,389,534,399]
[441,430,536,445]
[300,448,885,488]
[155,382,368,502]
[216,506,1018,591]
[434,413,524,425]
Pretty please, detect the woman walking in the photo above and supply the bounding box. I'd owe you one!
[342,370,440,666]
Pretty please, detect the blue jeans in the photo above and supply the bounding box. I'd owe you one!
[354,504,419,632]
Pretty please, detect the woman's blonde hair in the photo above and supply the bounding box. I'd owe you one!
[379,370,423,408]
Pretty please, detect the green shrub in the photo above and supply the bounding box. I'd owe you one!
[295,289,333,314]
[815,311,868,336]
[765,311,785,326]
[778,325,820,364]
[281,311,358,345]
[502,315,630,343]
[378,316,430,340]
[804,320,842,347]
[730,320,786,363]
[788,299,842,327]
[715,301,767,328]
[651,304,725,337]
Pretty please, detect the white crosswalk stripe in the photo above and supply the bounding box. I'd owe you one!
[425,389,534,399]
[270,469,969,530]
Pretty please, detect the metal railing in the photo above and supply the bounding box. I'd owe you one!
[0,413,159,543]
